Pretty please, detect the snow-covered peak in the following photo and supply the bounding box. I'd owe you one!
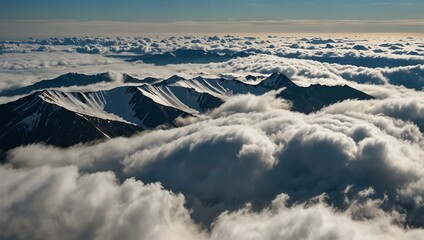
[154,75,186,86]
[38,89,134,124]
[0,72,141,97]
[259,72,294,89]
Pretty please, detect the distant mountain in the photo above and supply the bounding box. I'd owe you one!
[277,82,374,113]
[261,73,373,113]
[159,72,373,111]
[0,72,156,97]
[127,49,252,65]
[0,72,374,157]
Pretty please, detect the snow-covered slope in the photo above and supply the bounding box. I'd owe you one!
[0,92,144,156]
[0,72,155,97]
[0,72,374,156]
[0,82,224,155]
[138,84,224,114]
[38,84,223,126]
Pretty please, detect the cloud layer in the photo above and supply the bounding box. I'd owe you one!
[3,164,424,240]
[1,35,423,97]
[0,165,204,240]
[1,35,424,239]
[6,93,424,233]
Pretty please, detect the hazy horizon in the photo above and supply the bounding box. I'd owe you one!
[1,19,424,40]
[1,0,424,39]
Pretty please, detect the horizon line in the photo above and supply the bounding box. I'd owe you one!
[1,19,424,40]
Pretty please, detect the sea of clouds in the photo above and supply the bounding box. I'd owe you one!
[1,34,424,239]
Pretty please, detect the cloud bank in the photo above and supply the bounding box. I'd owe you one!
[2,163,424,240]
[1,35,423,96]
[0,165,204,240]
[5,93,424,235]
[2,34,424,239]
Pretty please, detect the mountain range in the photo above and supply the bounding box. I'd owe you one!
[0,72,373,159]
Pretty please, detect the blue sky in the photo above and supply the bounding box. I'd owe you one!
[0,0,423,37]
[1,0,423,21]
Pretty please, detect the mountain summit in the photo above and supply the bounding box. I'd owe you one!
[259,72,295,89]
[0,72,373,157]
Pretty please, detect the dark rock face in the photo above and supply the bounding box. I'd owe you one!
[277,82,374,113]
[0,72,374,158]
[258,72,373,113]
[126,87,191,128]
[0,72,142,97]
[0,93,143,158]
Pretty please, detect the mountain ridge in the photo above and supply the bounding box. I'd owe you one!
[0,72,157,97]
[0,72,374,158]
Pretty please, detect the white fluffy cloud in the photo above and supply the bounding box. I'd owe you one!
[1,35,423,98]
[7,93,424,229]
[0,165,204,240]
[210,194,424,240]
[2,35,424,239]
[1,164,423,240]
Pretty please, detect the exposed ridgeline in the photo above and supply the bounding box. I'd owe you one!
[0,72,373,158]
